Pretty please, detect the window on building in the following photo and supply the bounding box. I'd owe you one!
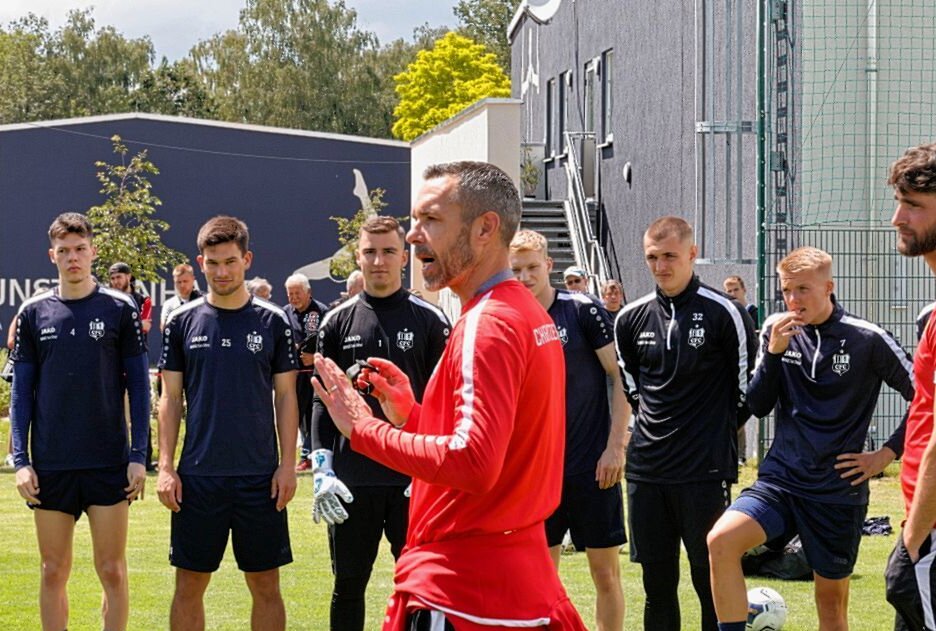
[584,60,598,134]
[558,71,571,155]
[601,49,614,142]
[546,78,555,156]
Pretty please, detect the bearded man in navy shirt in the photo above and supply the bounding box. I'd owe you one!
[157,215,299,631]
[11,212,150,631]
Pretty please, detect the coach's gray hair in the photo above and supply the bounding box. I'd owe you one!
[423,161,521,246]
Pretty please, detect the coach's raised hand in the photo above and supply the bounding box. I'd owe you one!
[364,357,416,427]
[312,354,372,438]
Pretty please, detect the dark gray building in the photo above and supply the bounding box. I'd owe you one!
[510,0,759,299]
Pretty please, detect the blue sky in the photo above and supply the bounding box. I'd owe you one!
[0,0,461,61]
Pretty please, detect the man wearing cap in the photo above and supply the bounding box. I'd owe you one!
[510,229,629,631]
[109,262,152,336]
[563,266,589,293]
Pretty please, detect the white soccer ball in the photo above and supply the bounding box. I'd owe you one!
[746,586,788,631]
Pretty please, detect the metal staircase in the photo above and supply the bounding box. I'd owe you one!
[520,200,576,287]
[519,131,613,294]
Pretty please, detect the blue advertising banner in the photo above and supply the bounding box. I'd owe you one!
[0,114,411,363]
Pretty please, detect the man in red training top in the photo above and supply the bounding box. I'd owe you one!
[313,161,586,631]
[885,142,936,630]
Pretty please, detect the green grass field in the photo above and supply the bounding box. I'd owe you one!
[0,417,907,630]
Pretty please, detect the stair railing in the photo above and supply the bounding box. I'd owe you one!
[562,131,611,294]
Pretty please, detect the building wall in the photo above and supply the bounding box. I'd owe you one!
[512,0,760,301]
[0,114,410,362]
[409,98,522,320]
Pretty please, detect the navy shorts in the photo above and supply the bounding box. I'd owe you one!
[730,480,867,580]
[32,465,128,520]
[627,479,730,565]
[170,474,292,573]
[545,470,626,549]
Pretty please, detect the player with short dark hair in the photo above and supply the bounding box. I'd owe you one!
[312,161,586,630]
[708,246,914,631]
[614,216,756,631]
[311,214,450,631]
[885,142,936,630]
[510,229,629,631]
[157,215,299,631]
[12,211,150,631]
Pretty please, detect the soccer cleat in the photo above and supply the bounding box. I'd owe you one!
[295,458,312,472]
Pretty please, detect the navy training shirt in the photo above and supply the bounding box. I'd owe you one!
[12,285,147,470]
[160,296,298,476]
[548,289,615,476]
[749,300,914,504]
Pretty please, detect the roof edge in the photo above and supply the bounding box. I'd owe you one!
[0,112,409,148]
[508,0,564,41]
[410,98,522,146]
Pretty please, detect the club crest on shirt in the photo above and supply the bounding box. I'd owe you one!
[832,352,850,376]
[557,325,569,346]
[688,326,705,349]
[89,319,105,341]
[246,331,263,354]
[396,329,414,352]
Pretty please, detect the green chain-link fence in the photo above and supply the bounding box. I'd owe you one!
[759,1,936,457]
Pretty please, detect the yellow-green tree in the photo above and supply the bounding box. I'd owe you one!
[391,32,510,141]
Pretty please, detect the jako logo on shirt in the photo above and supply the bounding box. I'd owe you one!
[89,319,105,341]
[533,323,560,346]
[246,331,263,354]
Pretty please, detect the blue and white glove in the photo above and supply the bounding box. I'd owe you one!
[311,449,354,525]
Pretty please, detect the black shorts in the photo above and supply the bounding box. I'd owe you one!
[170,474,292,573]
[407,609,456,631]
[886,530,936,630]
[32,465,127,520]
[627,479,730,565]
[545,470,626,549]
[730,480,866,579]
[329,485,409,578]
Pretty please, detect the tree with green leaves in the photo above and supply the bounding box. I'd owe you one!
[131,59,216,119]
[453,0,521,71]
[328,188,400,280]
[87,135,187,283]
[192,0,392,137]
[391,32,510,141]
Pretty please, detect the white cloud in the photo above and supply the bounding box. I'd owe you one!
[0,0,457,60]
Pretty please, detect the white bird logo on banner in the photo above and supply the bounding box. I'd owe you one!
[293,169,375,280]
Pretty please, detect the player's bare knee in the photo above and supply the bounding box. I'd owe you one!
[706,524,740,562]
[94,558,127,589]
[244,571,282,602]
[40,557,71,587]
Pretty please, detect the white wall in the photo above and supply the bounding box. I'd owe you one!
[408,98,523,320]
